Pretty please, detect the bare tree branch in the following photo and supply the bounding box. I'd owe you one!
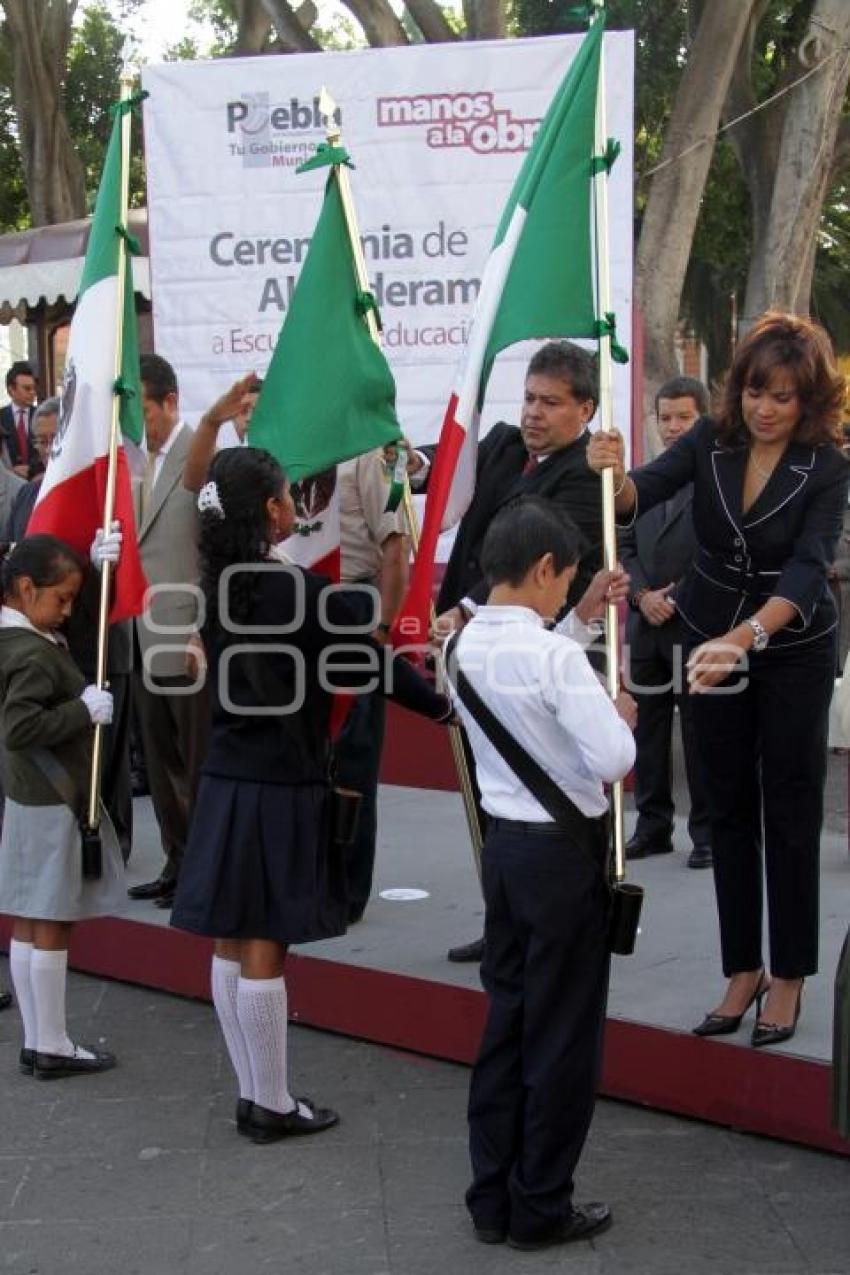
[404,0,456,43]
[236,0,272,53]
[462,0,506,41]
[340,0,408,46]
[260,0,322,51]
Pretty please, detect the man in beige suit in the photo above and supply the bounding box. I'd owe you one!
[128,354,210,909]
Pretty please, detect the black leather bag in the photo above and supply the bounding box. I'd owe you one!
[444,635,643,956]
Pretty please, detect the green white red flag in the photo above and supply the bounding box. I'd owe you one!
[393,14,605,646]
[28,98,147,624]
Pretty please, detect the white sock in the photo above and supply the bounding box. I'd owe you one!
[236,976,296,1115]
[30,949,78,1058]
[211,956,253,1101]
[9,939,36,1050]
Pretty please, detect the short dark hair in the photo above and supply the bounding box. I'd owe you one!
[655,376,709,416]
[5,360,36,393]
[481,496,582,588]
[526,341,598,409]
[717,310,846,447]
[0,534,85,604]
[139,353,178,404]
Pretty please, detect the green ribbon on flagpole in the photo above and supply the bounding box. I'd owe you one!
[112,374,138,405]
[115,224,141,255]
[355,289,383,331]
[110,89,149,118]
[593,313,629,364]
[565,2,601,24]
[296,143,354,174]
[383,444,408,513]
[591,138,621,175]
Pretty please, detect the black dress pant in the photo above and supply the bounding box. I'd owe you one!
[628,622,710,846]
[466,819,610,1243]
[688,631,835,979]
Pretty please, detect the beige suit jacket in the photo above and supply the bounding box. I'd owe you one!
[134,423,202,680]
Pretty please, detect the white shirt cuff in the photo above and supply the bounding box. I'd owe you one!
[409,451,431,490]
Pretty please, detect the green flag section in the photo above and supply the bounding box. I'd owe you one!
[28,95,147,622]
[249,172,402,482]
[480,12,604,398]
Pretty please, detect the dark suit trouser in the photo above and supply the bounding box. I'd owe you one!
[101,673,133,863]
[628,629,710,845]
[132,671,211,881]
[466,821,610,1243]
[335,687,386,915]
[688,632,835,979]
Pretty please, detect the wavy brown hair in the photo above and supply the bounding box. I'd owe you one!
[716,311,846,447]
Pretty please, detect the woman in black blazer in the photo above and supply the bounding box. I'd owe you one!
[589,312,849,1047]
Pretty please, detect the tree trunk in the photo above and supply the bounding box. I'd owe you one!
[236,0,272,53]
[0,0,86,226]
[404,0,457,43]
[635,0,758,452]
[743,0,850,321]
[260,0,322,51]
[462,0,506,41]
[340,0,408,46]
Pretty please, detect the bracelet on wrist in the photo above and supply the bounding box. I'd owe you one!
[612,471,628,497]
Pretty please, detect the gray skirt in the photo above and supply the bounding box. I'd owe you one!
[0,799,125,921]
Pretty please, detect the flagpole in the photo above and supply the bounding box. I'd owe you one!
[318,89,484,881]
[590,10,626,882]
[87,68,135,832]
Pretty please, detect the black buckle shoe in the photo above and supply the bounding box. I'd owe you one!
[248,1096,339,1144]
[35,1045,117,1079]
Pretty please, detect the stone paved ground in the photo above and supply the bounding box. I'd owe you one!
[0,967,849,1275]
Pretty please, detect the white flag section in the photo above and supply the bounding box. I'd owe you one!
[142,34,633,447]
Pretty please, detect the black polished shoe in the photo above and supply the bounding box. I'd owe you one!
[19,1048,35,1076]
[236,1098,254,1135]
[248,1096,339,1144]
[687,843,713,870]
[625,834,674,861]
[35,1044,117,1079]
[508,1202,612,1250]
[127,876,175,901]
[447,937,485,963]
[693,969,769,1037]
[0,990,12,1012]
[473,1225,507,1245]
[153,890,176,910]
[751,980,804,1049]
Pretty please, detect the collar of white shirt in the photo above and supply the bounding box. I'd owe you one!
[0,604,60,644]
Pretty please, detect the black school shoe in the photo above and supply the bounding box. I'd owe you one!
[236,1098,254,1135]
[34,1045,117,1079]
[508,1202,612,1250]
[19,1048,35,1076]
[248,1096,339,1144]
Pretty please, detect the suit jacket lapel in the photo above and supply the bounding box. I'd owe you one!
[710,446,747,541]
[742,441,814,528]
[138,425,188,540]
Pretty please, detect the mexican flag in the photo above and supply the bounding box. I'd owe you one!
[249,164,402,578]
[28,101,147,624]
[393,15,604,645]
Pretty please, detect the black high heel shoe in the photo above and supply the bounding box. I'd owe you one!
[751,980,803,1048]
[692,970,770,1037]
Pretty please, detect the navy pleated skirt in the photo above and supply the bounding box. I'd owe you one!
[171,775,347,944]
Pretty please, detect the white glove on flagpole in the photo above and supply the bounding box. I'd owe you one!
[90,521,123,571]
[80,686,114,725]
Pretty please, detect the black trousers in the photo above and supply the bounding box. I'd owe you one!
[466,819,610,1243]
[627,629,710,846]
[688,631,835,979]
[101,672,133,863]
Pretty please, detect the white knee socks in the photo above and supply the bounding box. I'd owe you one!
[29,948,74,1057]
[236,975,295,1115]
[9,939,36,1050]
[211,956,253,1101]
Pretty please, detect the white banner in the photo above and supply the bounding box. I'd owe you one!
[142,32,633,444]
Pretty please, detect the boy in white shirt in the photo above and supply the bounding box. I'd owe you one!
[445,496,636,1251]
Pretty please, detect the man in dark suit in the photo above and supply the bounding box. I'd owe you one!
[618,376,712,869]
[407,341,604,959]
[0,361,38,478]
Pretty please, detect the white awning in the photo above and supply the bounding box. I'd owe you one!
[0,256,151,316]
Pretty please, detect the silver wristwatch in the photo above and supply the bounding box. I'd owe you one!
[744,617,769,652]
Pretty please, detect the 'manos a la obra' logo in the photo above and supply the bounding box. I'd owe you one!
[376,91,541,155]
[225,92,342,170]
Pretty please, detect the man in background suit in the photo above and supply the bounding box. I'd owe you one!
[127,354,210,909]
[618,375,712,870]
[0,361,37,478]
[404,341,605,960]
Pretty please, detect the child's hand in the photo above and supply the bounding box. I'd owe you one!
[81,686,114,725]
[90,522,122,571]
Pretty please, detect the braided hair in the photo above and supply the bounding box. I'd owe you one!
[198,446,287,629]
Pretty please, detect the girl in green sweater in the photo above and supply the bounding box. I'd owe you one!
[0,535,123,1079]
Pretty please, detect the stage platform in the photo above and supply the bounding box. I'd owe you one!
[2,721,849,1158]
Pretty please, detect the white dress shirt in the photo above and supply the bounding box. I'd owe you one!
[446,605,634,819]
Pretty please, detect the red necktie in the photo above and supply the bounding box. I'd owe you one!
[15,409,28,463]
[522,455,536,476]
